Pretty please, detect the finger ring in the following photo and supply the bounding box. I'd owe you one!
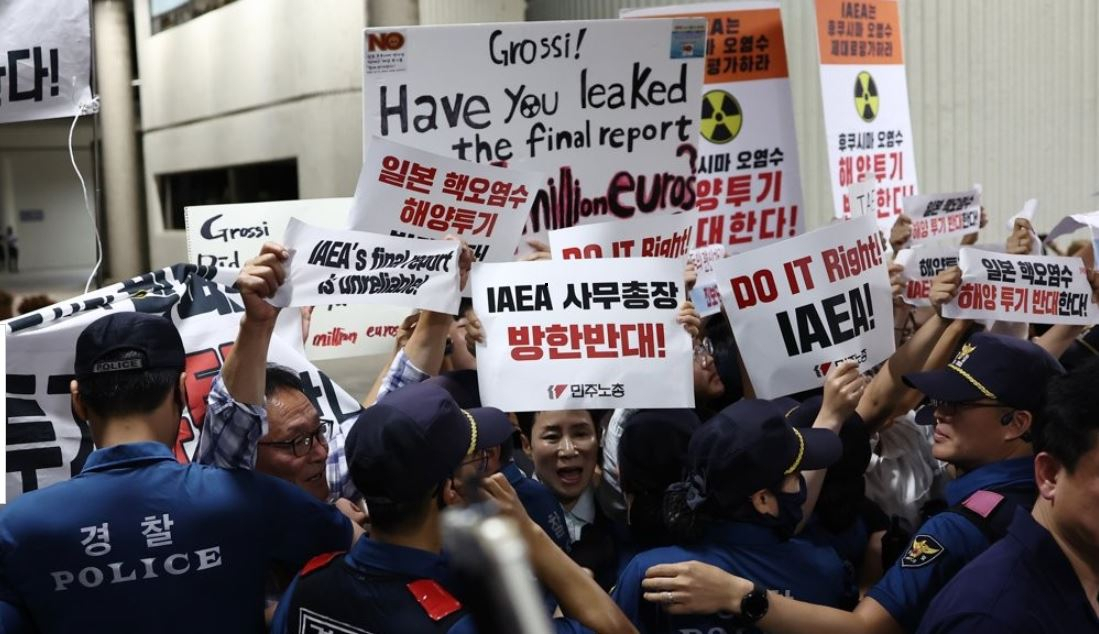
[665,591,674,604]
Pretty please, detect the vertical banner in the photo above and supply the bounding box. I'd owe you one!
[623,2,804,253]
[815,0,917,233]
[0,0,93,124]
[711,214,894,397]
[472,259,694,411]
[184,199,409,361]
[350,136,544,263]
[363,19,705,248]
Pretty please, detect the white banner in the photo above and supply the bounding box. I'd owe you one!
[687,244,728,317]
[4,265,363,502]
[362,19,705,248]
[0,0,93,124]
[272,219,461,314]
[816,0,917,233]
[843,175,879,220]
[623,2,804,254]
[548,211,695,260]
[712,214,894,397]
[943,248,1097,325]
[903,188,981,245]
[472,259,693,411]
[350,136,544,264]
[893,243,959,307]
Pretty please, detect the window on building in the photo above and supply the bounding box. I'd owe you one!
[158,159,298,230]
[150,0,241,35]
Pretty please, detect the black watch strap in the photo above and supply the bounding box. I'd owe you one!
[739,582,769,624]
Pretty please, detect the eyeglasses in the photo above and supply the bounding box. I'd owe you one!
[928,399,1006,417]
[693,337,715,368]
[458,449,489,475]
[258,421,329,457]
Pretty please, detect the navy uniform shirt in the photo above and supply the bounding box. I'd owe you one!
[0,442,352,634]
[917,507,1099,634]
[502,461,570,551]
[612,521,847,634]
[866,457,1036,633]
[270,537,588,634]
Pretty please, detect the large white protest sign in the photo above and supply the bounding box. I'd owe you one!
[185,199,410,361]
[363,19,705,248]
[943,248,1096,325]
[4,265,364,502]
[687,244,727,317]
[273,219,461,315]
[903,188,981,245]
[0,0,93,124]
[548,211,695,260]
[473,259,693,411]
[623,2,804,253]
[893,243,959,307]
[350,137,544,264]
[712,214,894,397]
[815,0,917,228]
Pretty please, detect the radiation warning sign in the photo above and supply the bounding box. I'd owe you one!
[816,0,917,235]
[624,1,804,254]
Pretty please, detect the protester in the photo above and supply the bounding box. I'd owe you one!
[0,312,357,632]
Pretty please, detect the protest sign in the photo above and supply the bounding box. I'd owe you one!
[1007,198,1038,230]
[712,214,894,397]
[548,211,695,260]
[815,0,918,231]
[350,136,544,264]
[687,244,728,317]
[4,265,364,502]
[943,248,1096,325]
[893,243,959,307]
[362,19,705,247]
[842,175,879,220]
[1045,209,1099,244]
[185,199,409,361]
[272,219,461,315]
[0,0,93,124]
[902,188,981,245]
[623,2,804,253]
[472,259,693,411]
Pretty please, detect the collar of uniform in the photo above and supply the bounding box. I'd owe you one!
[707,520,784,547]
[501,461,524,486]
[80,441,177,474]
[568,487,597,526]
[945,457,1035,506]
[346,536,452,584]
[1007,506,1099,619]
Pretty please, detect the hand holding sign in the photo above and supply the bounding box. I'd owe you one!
[818,360,867,431]
[888,214,912,252]
[1007,218,1036,255]
[929,266,962,315]
[238,242,290,324]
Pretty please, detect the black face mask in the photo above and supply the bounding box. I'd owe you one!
[754,475,807,540]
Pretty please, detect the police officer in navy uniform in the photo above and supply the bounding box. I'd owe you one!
[612,399,848,633]
[0,312,356,633]
[639,332,1066,634]
[271,381,636,634]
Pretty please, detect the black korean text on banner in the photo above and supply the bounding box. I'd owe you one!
[0,0,93,124]
[815,0,918,232]
[712,214,894,397]
[272,218,461,315]
[548,211,696,260]
[363,19,705,248]
[943,248,1097,326]
[893,243,960,307]
[623,2,804,253]
[350,137,544,265]
[472,258,694,411]
[902,188,981,245]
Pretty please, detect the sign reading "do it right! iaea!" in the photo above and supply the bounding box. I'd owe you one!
[712,214,894,398]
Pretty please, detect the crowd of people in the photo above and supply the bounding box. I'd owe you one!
[0,212,1097,634]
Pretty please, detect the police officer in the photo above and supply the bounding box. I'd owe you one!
[271,381,636,634]
[612,399,847,633]
[0,312,356,633]
[640,332,1066,634]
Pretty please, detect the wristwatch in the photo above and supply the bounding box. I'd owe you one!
[739,582,769,624]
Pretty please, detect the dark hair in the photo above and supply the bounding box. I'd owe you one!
[367,483,444,533]
[78,349,180,418]
[265,364,305,399]
[1036,358,1099,473]
[516,410,604,443]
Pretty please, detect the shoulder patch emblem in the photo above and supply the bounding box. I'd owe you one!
[901,535,946,568]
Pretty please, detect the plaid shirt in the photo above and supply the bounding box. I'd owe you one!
[195,349,429,502]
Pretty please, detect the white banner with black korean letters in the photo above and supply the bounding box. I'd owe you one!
[272,219,461,314]
[943,248,1097,325]
[902,188,981,245]
[350,136,544,263]
[472,259,693,411]
[0,0,93,124]
[893,243,959,307]
[712,214,894,398]
[548,212,695,260]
